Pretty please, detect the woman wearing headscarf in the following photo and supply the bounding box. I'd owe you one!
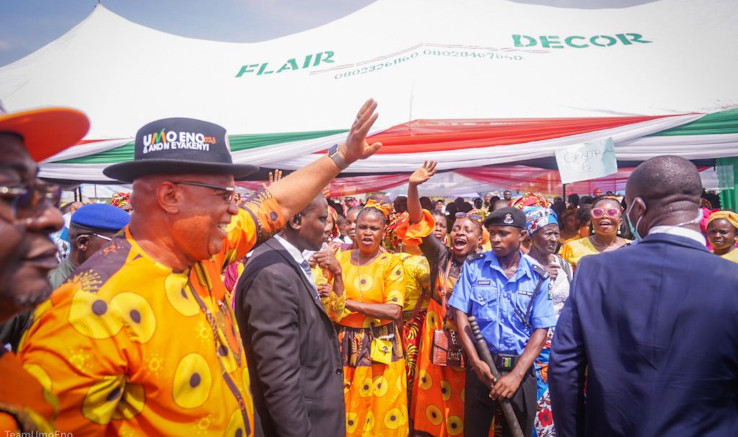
[520,203,573,436]
[706,210,738,263]
[397,161,486,437]
[511,193,551,254]
[374,195,435,405]
[335,203,408,436]
[560,196,630,269]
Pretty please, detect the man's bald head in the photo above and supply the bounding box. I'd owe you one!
[625,156,703,234]
[286,194,326,230]
[626,156,702,210]
[301,194,327,215]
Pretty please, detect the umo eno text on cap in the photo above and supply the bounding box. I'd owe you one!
[235,51,335,77]
[142,131,216,154]
[512,33,651,49]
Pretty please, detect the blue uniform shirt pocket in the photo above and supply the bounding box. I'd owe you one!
[470,286,497,321]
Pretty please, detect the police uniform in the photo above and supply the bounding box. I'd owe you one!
[448,208,556,437]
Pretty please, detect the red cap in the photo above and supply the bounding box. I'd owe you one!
[0,103,90,162]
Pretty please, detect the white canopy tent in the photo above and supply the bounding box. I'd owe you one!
[0,0,736,188]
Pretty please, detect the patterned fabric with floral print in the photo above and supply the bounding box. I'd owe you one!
[335,249,408,437]
[17,193,284,436]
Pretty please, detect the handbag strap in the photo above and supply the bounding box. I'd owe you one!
[440,258,454,324]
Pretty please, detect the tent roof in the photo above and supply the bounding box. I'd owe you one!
[1,0,737,184]
[3,0,737,136]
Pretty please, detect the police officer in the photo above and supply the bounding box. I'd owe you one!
[450,207,556,437]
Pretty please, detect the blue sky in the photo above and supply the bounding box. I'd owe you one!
[0,0,653,67]
[0,0,377,66]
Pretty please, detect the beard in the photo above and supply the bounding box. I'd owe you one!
[0,274,54,320]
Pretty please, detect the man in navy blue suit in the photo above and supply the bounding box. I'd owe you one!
[549,156,738,437]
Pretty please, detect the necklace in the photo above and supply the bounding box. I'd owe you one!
[590,235,617,252]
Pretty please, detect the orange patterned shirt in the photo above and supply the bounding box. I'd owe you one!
[18,195,283,436]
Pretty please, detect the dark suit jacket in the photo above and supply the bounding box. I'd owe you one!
[235,237,345,437]
[550,232,738,437]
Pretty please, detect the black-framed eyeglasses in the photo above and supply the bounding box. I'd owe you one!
[171,181,236,202]
[0,182,62,219]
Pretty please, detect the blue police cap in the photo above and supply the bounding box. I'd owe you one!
[484,207,526,229]
[71,203,130,231]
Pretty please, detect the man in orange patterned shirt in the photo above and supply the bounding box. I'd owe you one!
[18,100,382,436]
[0,103,90,434]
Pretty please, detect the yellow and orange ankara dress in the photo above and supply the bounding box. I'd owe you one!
[17,192,284,436]
[397,210,498,437]
[335,250,408,437]
[397,252,431,404]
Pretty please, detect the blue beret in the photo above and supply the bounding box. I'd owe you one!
[71,204,130,231]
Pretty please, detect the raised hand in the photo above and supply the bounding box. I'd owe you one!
[409,160,438,186]
[340,99,382,164]
[262,169,283,189]
[269,169,283,185]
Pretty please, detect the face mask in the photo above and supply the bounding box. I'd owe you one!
[625,198,644,243]
[626,200,702,243]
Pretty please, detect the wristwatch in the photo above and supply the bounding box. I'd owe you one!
[328,144,349,170]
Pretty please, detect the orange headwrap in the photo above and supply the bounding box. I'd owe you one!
[364,196,393,221]
[707,210,738,230]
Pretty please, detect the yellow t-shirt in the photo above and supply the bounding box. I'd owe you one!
[335,250,406,329]
[560,237,631,269]
[18,196,284,436]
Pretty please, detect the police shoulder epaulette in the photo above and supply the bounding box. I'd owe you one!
[531,263,548,279]
[466,253,485,262]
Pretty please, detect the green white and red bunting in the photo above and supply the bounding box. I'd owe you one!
[2,0,737,187]
[39,109,738,182]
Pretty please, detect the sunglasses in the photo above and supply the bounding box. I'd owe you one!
[172,181,236,202]
[455,212,482,221]
[0,182,62,219]
[591,207,621,218]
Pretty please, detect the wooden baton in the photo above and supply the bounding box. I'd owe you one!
[468,315,525,437]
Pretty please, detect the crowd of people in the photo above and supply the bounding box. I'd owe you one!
[1,99,738,437]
